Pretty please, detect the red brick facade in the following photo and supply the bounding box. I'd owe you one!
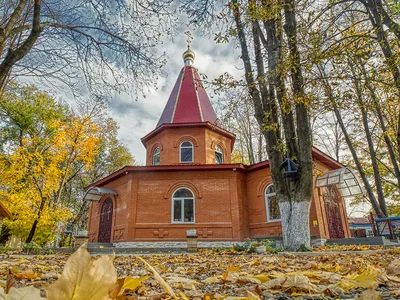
[87,51,350,243]
[87,143,350,243]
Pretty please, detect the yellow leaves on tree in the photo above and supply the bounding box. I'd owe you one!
[0,85,102,244]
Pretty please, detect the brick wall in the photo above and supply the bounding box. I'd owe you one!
[88,169,247,242]
[144,126,233,166]
[88,160,350,243]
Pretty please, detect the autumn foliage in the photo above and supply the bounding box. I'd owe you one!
[1,245,400,299]
[0,84,134,244]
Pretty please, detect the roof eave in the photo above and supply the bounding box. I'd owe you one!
[312,146,345,169]
[87,163,247,189]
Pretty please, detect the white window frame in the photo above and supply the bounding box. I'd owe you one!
[171,187,195,224]
[153,147,161,165]
[265,184,281,223]
[179,141,194,163]
[215,145,224,164]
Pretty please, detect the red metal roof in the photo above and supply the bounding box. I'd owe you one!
[156,66,220,127]
[312,146,344,170]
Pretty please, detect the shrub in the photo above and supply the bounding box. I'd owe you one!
[23,241,42,254]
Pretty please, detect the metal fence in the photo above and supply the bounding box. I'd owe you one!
[374,216,400,239]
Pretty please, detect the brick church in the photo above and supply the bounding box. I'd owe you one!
[86,47,352,244]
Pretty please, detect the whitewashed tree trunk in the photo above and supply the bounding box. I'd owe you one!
[231,0,314,251]
[279,200,311,251]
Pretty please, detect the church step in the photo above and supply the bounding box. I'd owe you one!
[88,247,187,255]
[327,236,398,246]
[88,242,114,248]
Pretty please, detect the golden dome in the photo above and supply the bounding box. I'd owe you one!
[183,47,195,65]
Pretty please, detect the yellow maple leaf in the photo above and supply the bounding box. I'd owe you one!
[227,265,241,272]
[250,274,270,283]
[46,244,117,300]
[222,264,241,280]
[338,265,381,292]
[122,276,149,291]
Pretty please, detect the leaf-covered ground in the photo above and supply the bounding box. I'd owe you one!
[0,247,400,299]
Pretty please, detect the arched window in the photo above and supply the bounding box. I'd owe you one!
[180,141,193,163]
[153,147,160,165]
[215,145,223,164]
[265,184,280,222]
[172,188,194,223]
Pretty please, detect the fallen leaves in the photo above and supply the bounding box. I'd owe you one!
[14,269,40,281]
[136,256,176,298]
[122,276,150,292]
[0,246,399,299]
[339,265,381,292]
[357,289,381,300]
[388,259,400,276]
[313,245,384,252]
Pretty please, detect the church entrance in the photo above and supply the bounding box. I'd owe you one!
[322,186,345,239]
[98,198,113,243]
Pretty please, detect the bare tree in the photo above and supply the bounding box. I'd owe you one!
[183,0,315,250]
[216,88,267,164]
[0,0,176,96]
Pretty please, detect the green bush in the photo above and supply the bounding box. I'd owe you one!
[0,246,12,253]
[296,244,312,252]
[23,241,42,254]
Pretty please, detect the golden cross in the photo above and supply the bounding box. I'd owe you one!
[184,31,193,49]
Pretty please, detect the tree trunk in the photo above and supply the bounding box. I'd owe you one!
[356,51,400,188]
[332,102,384,216]
[25,220,39,244]
[350,61,388,215]
[258,11,298,158]
[318,66,385,217]
[364,0,400,157]
[279,200,311,250]
[0,0,42,89]
[233,0,312,250]
[25,194,46,243]
[0,0,28,48]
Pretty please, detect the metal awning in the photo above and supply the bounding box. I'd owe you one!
[315,167,365,198]
[83,186,117,202]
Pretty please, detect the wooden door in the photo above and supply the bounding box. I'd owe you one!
[98,198,113,243]
[323,186,345,239]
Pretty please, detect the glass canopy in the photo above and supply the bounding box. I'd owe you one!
[315,167,365,198]
[83,187,117,201]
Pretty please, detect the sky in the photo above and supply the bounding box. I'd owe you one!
[106,31,243,164]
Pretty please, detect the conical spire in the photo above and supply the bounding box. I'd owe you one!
[156,43,220,128]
